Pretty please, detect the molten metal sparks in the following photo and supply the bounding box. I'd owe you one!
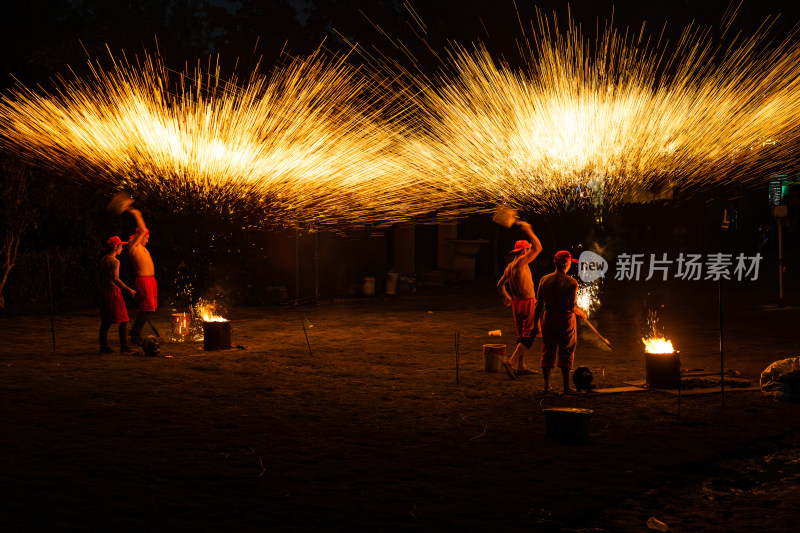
[642,310,674,353]
[403,9,800,210]
[195,298,227,323]
[2,8,800,220]
[0,47,461,227]
[576,282,600,317]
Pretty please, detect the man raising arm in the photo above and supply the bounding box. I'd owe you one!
[497,218,543,378]
[127,206,157,345]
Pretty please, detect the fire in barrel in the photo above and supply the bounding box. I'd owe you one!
[196,300,231,351]
[643,335,680,389]
[641,310,680,388]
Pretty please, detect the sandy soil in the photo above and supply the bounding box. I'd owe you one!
[1,280,799,531]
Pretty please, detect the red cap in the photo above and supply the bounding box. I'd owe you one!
[107,236,128,248]
[554,250,578,264]
[129,228,150,241]
[509,240,532,253]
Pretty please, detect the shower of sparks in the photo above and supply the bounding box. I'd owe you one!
[642,309,674,354]
[399,7,800,211]
[194,298,227,323]
[2,8,800,223]
[0,46,462,228]
[576,282,600,317]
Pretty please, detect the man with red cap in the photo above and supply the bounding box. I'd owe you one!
[497,218,543,378]
[532,250,587,393]
[126,205,157,345]
[99,236,137,353]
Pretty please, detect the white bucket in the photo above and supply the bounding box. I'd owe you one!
[482,344,506,372]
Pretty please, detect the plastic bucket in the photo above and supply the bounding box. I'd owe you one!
[543,407,593,441]
[482,344,506,372]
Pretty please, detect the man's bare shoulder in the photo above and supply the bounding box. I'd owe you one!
[538,272,556,284]
[101,255,118,268]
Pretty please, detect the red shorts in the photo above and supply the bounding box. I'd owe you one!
[135,276,158,312]
[540,312,577,369]
[512,298,539,339]
[100,286,129,324]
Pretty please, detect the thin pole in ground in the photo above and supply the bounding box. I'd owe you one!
[301,317,313,357]
[719,279,725,407]
[46,252,56,352]
[455,330,460,385]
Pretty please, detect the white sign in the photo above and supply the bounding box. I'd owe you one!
[578,251,609,283]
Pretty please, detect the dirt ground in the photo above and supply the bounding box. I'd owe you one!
[2,278,799,532]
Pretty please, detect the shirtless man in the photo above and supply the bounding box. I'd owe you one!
[531,251,588,393]
[497,218,543,378]
[126,206,157,345]
[99,236,136,353]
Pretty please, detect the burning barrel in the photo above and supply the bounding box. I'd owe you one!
[203,319,231,350]
[643,337,680,389]
[197,300,231,350]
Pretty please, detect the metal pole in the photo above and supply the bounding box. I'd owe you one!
[46,252,56,352]
[455,330,460,385]
[295,228,300,300]
[719,279,725,407]
[315,231,319,302]
[301,318,313,357]
[778,220,784,307]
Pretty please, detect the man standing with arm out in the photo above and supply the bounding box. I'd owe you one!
[99,236,136,353]
[127,206,157,345]
[532,251,587,393]
[497,218,543,379]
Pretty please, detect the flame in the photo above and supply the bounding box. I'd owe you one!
[643,337,674,354]
[195,299,228,323]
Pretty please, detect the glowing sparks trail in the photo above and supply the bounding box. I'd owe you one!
[0,48,461,228]
[195,298,227,323]
[405,9,800,210]
[642,310,674,354]
[576,282,600,317]
[2,8,800,222]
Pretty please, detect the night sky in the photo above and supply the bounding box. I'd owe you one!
[3,0,800,89]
